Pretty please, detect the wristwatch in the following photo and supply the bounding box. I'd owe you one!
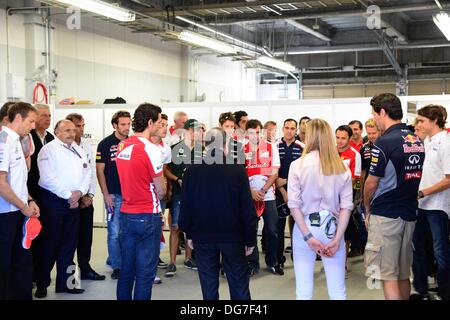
[418,191,425,199]
[303,232,313,242]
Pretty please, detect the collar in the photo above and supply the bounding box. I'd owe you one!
[428,130,447,142]
[55,136,74,149]
[384,123,406,135]
[1,126,20,141]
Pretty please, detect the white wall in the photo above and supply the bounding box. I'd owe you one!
[0,8,27,102]
[0,7,257,106]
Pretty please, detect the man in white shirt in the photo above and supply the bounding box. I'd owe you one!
[0,102,39,300]
[412,105,450,300]
[165,111,187,146]
[35,120,91,298]
[66,113,105,282]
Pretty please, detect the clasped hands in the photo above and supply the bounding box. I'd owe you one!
[306,237,340,258]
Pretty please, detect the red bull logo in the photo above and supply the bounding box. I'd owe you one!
[402,134,419,144]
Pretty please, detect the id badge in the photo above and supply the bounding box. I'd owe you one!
[309,212,321,227]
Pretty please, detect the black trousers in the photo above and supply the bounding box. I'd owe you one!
[195,242,251,300]
[36,189,80,291]
[0,211,33,300]
[31,189,43,282]
[77,204,94,273]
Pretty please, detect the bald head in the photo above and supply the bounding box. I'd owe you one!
[174,111,188,130]
[55,119,76,145]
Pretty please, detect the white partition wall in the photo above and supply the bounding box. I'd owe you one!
[51,94,448,225]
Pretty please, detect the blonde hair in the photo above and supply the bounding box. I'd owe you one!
[365,118,379,130]
[302,118,347,176]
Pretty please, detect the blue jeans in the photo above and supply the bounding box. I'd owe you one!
[413,209,450,298]
[107,194,122,270]
[117,212,162,300]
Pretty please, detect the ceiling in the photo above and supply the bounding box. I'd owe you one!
[8,0,450,84]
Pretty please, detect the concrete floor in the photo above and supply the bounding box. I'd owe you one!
[38,228,385,300]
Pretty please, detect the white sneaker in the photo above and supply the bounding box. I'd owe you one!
[154,276,162,284]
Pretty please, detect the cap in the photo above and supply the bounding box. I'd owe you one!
[184,119,201,130]
[22,216,42,250]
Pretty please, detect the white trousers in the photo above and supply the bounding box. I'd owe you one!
[292,215,346,300]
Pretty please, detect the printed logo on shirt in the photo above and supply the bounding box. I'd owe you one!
[96,151,101,161]
[117,144,133,160]
[371,157,379,163]
[408,154,420,165]
[405,171,422,180]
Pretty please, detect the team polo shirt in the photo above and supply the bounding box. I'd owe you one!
[0,127,28,213]
[277,138,304,180]
[350,140,363,152]
[418,131,450,216]
[168,141,204,196]
[244,140,280,201]
[369,123,425,221]
[157,140,172,165]
[360,141,374,181]
[96,133,123,195]
[116,136,163,214]
[339,146,362,190]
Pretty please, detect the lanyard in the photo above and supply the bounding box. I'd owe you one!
[63,144,82,159]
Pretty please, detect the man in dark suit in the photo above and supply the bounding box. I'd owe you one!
[179,127,257,300]
[27,104,54,282]
[28,104,54,199]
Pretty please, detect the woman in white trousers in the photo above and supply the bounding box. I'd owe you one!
[288,119,353,300]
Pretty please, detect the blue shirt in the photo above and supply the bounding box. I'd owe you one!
[369,123,425,221]
[277,138,304,180]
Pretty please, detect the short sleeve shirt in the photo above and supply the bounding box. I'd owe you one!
[339,146,362,190]
[116,136,163,214]
[245,140,280,201]
[96,133,122,195]
[0,127,28,213]
[369,123,425,221]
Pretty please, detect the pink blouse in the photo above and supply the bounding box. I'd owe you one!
[288,151,354,216]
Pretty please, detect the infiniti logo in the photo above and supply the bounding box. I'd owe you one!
[409,155,420,165]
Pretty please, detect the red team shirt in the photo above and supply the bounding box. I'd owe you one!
[244,140,280,201]
[339,146,362,190]
[116,136,163,214]
[350,140,363,152]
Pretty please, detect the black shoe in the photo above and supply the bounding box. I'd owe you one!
[410,293,430,300]
[249,266,259,277]
[269,265,284,276]
[316,254,322,261]
[65,288,85,294]
[348,249,363,258]
[158,258,168,269]
[34,287,47,299]
[111,269,120,280]
[81,270,106,281]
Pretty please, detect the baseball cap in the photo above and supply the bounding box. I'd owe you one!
[184,119,201,130]
[22,216,42,250]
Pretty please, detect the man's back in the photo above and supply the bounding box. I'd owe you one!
[179,155,256,246]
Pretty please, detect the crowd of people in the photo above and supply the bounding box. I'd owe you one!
[0,92,449,301]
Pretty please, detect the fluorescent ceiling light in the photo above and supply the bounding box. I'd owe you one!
[257,56,296,72]
[178,31,237,54]
[55,0,135,22]
[433,12,450,41]
[263,79,283,83]
[175,16,258,50]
